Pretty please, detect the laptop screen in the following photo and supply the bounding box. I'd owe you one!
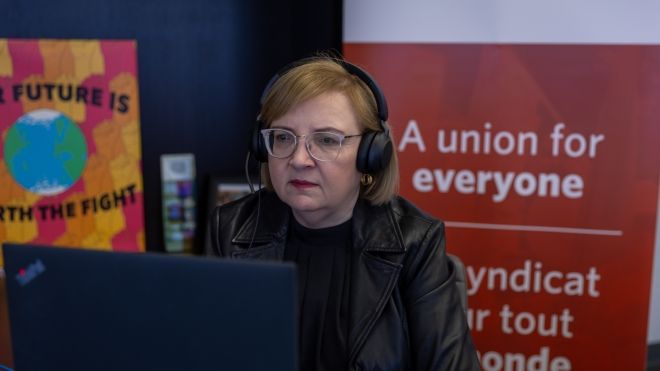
[2,243,297,371]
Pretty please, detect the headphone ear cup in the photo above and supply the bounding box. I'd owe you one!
[356,129,393,174]
[356,131,375,173]
[251,120,269,162]
[371,132,393,173]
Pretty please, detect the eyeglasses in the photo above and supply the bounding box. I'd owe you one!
[260,128,362,162]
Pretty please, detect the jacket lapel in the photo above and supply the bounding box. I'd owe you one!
[347,200,406,362]
[230,191,290,261]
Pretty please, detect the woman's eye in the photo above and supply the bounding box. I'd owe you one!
[317,135,340,146]
[275,134,291,142]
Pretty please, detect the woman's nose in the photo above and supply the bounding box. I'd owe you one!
[289,138,315,167]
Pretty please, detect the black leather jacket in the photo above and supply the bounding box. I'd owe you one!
[208,190,481,370]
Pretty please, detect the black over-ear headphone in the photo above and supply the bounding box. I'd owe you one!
[250,57,393,174]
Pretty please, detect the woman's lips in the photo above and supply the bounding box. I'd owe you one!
[289,179,318,189]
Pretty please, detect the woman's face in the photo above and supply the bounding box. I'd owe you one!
[268,91,362,229]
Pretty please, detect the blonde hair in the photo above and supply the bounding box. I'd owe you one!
[259,57,399,205]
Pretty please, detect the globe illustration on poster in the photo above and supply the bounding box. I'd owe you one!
[3,109,88,196]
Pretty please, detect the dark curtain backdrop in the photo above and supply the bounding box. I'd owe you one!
[0,0,342,252]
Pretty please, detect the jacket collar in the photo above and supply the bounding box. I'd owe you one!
[351,197,406,253]
[231,191,406,254]
[231,191,291,245]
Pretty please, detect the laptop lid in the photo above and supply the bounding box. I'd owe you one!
[2,243,297,371]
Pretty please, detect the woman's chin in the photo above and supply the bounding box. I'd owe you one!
[285,195,322,213]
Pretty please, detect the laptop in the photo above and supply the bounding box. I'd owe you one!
[2,243,297,371]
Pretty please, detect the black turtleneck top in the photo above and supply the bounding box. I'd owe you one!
[283,216,352,371]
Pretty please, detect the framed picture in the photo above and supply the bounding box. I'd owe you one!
[208,177,250,213]
[211,181,253,207]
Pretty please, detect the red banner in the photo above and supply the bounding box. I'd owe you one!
[346,43,660,370]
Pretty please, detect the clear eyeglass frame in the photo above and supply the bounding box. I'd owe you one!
[260,128,362,162]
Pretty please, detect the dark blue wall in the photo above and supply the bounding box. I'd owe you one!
[0,0,342,252]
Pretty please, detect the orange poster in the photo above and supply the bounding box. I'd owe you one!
[346,43,660,369]
[0,39,144,367]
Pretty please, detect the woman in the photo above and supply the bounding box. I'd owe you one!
[209,56,480,370]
